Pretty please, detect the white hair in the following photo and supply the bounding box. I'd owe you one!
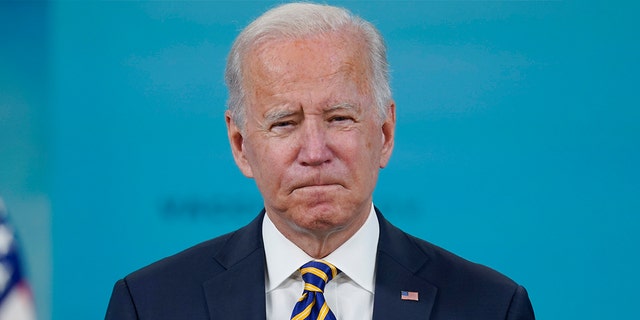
[224,2,392,131]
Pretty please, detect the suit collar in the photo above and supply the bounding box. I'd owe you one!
[373,208,438,320]
[203,211,267,320]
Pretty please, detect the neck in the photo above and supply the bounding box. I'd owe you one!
[289,228,356,259]
[266,205,371,259]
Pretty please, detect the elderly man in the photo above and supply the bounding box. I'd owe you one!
[106,3,534,319]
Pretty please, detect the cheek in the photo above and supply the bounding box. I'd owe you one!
[243,139,270,177]
[246,137,294,181]
[358,124,382,150]
[333,130,379,166]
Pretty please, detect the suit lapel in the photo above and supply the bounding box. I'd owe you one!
[203,212,267,320]
[373,210,438,320]
[200,209,438,319]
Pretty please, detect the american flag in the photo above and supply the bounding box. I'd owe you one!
[401,290,419,301]
[0,198,36,320]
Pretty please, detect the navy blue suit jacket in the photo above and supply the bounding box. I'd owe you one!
[106,209,534,319]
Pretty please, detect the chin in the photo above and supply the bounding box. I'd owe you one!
[293,203,353,228]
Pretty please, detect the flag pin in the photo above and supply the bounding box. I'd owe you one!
[401,290,419,301]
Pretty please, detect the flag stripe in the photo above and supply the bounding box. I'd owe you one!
[401,291,419,301]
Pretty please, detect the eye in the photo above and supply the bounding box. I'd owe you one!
[270,120,295,130]
[329,115,355,123]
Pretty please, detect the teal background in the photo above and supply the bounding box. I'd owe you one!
[1,1,639,319]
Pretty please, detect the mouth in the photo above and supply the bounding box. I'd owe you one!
[289,183,343,195]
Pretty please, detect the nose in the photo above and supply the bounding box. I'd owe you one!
[297,119,332,167]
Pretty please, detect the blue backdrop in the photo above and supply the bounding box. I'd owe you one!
[1,1,639,319]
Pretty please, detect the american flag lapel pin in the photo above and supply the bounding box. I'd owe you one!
[401,290,419,301]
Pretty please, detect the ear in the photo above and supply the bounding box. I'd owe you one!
[379,101,396,168]
[225,110,254,178]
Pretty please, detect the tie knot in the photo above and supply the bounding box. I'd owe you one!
[299,260,340,292]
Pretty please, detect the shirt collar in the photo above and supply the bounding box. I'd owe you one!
[262,204,379,293]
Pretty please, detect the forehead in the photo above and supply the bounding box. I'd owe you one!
[242,31,372,95]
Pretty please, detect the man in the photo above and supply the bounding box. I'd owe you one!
[106,3,534,319]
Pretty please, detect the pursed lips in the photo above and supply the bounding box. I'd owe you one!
[289,182,343,194]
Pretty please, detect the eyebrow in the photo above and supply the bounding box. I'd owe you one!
[263,108,298,124]
[326,102,360,113]
[262,102,361,123]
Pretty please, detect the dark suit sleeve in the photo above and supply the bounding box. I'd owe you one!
[507,286,535,320]
[105,279,139,320]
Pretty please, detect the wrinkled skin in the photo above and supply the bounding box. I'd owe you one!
[226,30,395,258]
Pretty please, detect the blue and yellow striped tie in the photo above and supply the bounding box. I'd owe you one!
[290,260,340,320]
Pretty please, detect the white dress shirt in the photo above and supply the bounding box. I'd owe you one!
[263,204,379,320]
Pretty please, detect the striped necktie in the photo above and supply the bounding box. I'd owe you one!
[290,260,340,320]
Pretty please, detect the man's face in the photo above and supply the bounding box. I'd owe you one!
[226,31,395,240]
